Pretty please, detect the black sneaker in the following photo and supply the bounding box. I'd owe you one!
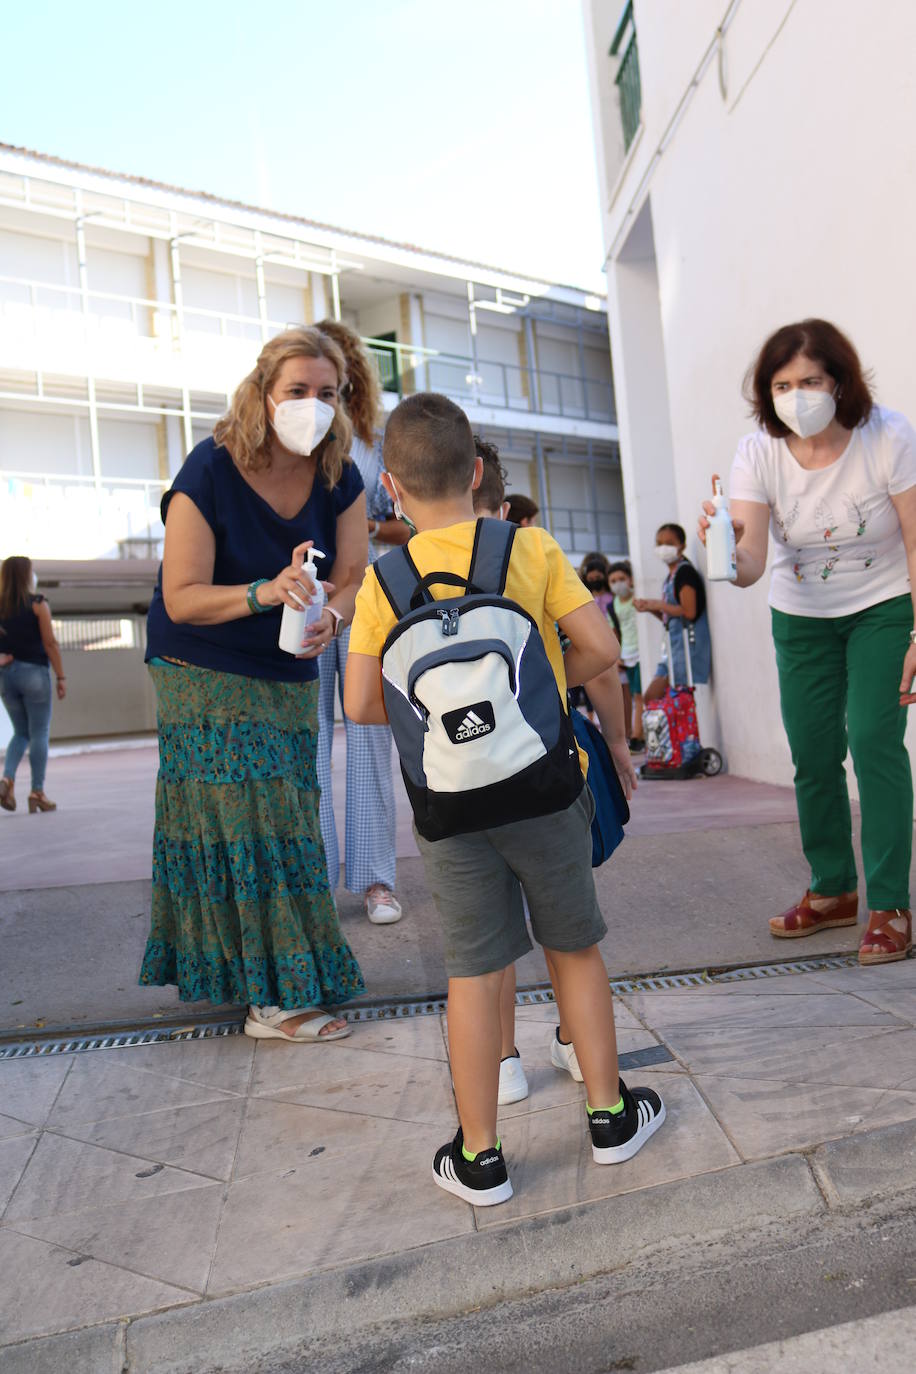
[432,1128,513,1206]
[588,1078,666,1164]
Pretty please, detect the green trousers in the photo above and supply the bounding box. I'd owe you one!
[772,594,913,910]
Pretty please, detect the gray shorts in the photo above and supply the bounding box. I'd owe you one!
[414,786,607,978]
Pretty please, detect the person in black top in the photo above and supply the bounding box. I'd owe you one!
[0,555,66,813]
[634,522,712,700]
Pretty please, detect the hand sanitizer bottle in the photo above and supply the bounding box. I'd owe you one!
[705,479,738,582]
[279,548,326,655]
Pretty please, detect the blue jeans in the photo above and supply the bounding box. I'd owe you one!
[0,661,52,791]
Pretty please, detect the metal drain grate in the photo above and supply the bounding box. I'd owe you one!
[0,952,865,1060]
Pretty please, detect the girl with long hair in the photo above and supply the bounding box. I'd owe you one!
[0,555,66,814]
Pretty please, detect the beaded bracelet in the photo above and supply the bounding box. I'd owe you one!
[246,579,271,614]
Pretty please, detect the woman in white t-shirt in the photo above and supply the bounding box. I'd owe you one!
[700,319,916,965]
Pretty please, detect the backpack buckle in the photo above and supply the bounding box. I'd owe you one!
[439,608,460,637]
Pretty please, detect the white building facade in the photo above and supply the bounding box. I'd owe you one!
[0,143,622,742]
[0,143,621,564]
[583,0,916,785]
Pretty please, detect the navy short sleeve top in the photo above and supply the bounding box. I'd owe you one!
[146,437,364,682]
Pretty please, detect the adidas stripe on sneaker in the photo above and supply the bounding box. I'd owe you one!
[432,1129,513,1206]
[588,1079,666,1164]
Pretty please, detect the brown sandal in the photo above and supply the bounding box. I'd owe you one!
[858,909,912,965]
[0,779,14,812]
[769,890,858,939]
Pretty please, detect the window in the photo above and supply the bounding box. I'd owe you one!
[609,2,642,153]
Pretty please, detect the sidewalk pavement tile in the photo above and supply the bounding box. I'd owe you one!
[0,1229,193,1345]
[477,1075,739,1227]
[812,1116,916,1204]
[621,989,906,1030]
[252,1050,457,1127]
[691,1073,916,1159]
[0,1115,36,1142]
[807,959,916,995]
[104,1036,255,1094]
[207,1123,474,1295]
[233,1097,419,1180]
[811,983,916,1022]
[8,1183,224,1294]
[514,998,644,1031]
[662,1025,916,1092]
[0,1134,38,1214]
[3,1133,217,1223]
[56,1097,248,1181]
[0,1058,71,1126]
[249,1038,444,1095]
[45,1057,241,1130]
[338,1016,449,1061]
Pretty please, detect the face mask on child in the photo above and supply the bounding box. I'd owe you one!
[655,545,680,566]
[384,471,418,537]
[609,579,631,597]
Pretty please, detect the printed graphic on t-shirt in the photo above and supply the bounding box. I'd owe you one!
[844,493,867,537]
[774,500,799,543]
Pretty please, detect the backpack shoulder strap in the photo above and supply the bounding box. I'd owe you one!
[468,517,517,596]
[374,545,427,620]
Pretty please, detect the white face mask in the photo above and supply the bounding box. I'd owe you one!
[268,396,335,456]
[609,579,630,597]
[655,545,680,566]
[384,472,417,537]
[773,387,836,439]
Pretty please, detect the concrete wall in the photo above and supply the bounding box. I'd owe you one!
[584,0,916,784]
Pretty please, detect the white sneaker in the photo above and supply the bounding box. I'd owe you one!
[366,885,403,925]
[549,1029,583,1082]
[498,1052,529,1105]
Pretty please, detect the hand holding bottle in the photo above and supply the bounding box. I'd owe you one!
[698,474,746,548]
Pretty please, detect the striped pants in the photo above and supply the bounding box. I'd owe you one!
[317,625,397,895]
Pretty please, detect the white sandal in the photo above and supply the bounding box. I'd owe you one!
[244,1005,351,1042]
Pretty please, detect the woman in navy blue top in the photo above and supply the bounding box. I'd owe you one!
[139,327,368,1041]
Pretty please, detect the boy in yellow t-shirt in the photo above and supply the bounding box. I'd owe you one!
[344,393,665,1208]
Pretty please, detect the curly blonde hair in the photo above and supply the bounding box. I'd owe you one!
[213,327,352,489]
[316,318,382,447]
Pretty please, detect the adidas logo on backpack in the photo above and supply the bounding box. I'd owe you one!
[374,519,584,842]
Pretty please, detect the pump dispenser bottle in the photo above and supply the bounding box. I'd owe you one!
[705,479,738,582]
[279,548,326,655]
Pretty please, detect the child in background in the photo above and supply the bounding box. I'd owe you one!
[506,492,539,527]
[608,560,644,752]
[345,394,663,1207]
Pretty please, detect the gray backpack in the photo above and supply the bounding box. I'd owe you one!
[374,518,584,842]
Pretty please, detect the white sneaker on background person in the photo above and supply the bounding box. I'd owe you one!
[366,884,403,924]
[549,1028,583,1082]
[498,1050,529,1105]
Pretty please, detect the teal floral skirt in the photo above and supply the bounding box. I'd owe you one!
[139,662,365,1009]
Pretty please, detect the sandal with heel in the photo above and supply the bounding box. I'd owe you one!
[859,909,912,965]
[769,890,858,939]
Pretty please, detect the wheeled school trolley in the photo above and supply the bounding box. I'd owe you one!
[640,625,722,780]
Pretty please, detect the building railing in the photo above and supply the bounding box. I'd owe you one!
[546,506,629,556]
[0,273,616,424]
[1,469,167,561]
[610,1,642,152]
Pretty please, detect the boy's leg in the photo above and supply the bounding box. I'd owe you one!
[544,945,619,1108]
[447,969,504,1153]
[498,965,517,1059]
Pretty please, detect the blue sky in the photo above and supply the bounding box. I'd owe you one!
[2,0,606,291]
